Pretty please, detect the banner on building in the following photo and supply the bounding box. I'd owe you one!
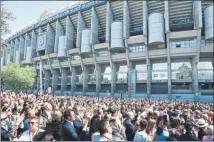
[37,33,46,51]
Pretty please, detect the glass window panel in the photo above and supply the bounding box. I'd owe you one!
[198,71,213,79]
[197,62,213,69]
[118,66,128,73]
[201,40,205,47]
[171,62,192,70]
[153,63,167,70]
[136,64,147,71]
[152,72,168,80]
[117,73,127,81]
[210,39,213,46]
[185,41,190,47]
[102,74,111,81]
[104,67,111,73]
[137,72,147,80]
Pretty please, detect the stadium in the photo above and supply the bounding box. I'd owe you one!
[1,0,213,101]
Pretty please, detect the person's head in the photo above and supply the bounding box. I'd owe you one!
[170,117,180,129]
[206,125,213,135]
[63,109,76,122]
[29,116,40,133]
[139,119,148,131]
[97,108,103,116]
[99,119,112,137]
[2,106,12,117]
[146,119,156,132]
[126,112,133,120]
[52,110,62,122]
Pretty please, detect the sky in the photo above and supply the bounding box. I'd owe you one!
[3,1,79,39]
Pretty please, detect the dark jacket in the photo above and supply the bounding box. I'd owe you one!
[46,121,63,141]
[198,129,207,141]
[61,120,86,141]
[1,127,11,141]
[123,119,134,141]
[179,131,200,141]
[73,116,82,135]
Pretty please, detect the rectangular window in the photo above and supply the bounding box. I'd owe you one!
[160,73,165,77]
[154,74,158,77]
[171,39,195,48]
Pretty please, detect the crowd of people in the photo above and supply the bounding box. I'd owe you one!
[1,91,214,141]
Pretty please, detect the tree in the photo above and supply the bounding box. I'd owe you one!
[1,2,16,39]
[0,1,16,91]
[1,63,36,91]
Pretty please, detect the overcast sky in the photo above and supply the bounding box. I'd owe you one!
[3,1,78,39]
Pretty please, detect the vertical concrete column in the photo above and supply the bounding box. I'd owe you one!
[83,66,89,95]
[193,1,203,29]
[31,30,37,58]
[76,12,86,49]
[52,69,60,93]
[147,59,151,98]
[164,1,170,33]
[166,33,172,100]
[65,16,74,49]
[46,24,55,54]
[71,67,77,95]
[6,45,10,64]
[54,20,64,52]
[111,63,116,96]
[14,38,20,65]
[96,64,101,97]
[106,1,113,42]
[24,33,31,60]
[128,62,133,98]
[61,68,68,94]
[44,70,51,91]
[19,36,25,61]
[10,41,15,62]
[192,56,199,102]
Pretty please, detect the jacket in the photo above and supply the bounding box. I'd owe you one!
[123,119,134,141]
[61,120,86,141]
[179,131,200,141]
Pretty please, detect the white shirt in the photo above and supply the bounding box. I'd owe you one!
[134,130,149,141]
[15,129,44,141]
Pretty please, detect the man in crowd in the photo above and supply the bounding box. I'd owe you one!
[1,91,214,141]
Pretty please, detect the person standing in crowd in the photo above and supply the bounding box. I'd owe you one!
[133,119,149,141]
[179,121,200,141]
[61,109,88,141]
[14,116,45,141]
[123,112,134,141]
[195,119,209,141]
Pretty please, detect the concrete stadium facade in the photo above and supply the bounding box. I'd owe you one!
[1,0,213,101]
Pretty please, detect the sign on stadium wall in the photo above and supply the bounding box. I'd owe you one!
[37,33,46,51]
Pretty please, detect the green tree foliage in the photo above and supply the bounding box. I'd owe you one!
[1,63,36,91]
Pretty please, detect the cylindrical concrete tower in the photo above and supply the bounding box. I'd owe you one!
[81,29,91,53]
[204,5,213,40]
[111,21,124,50]
[148,13,165,45]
